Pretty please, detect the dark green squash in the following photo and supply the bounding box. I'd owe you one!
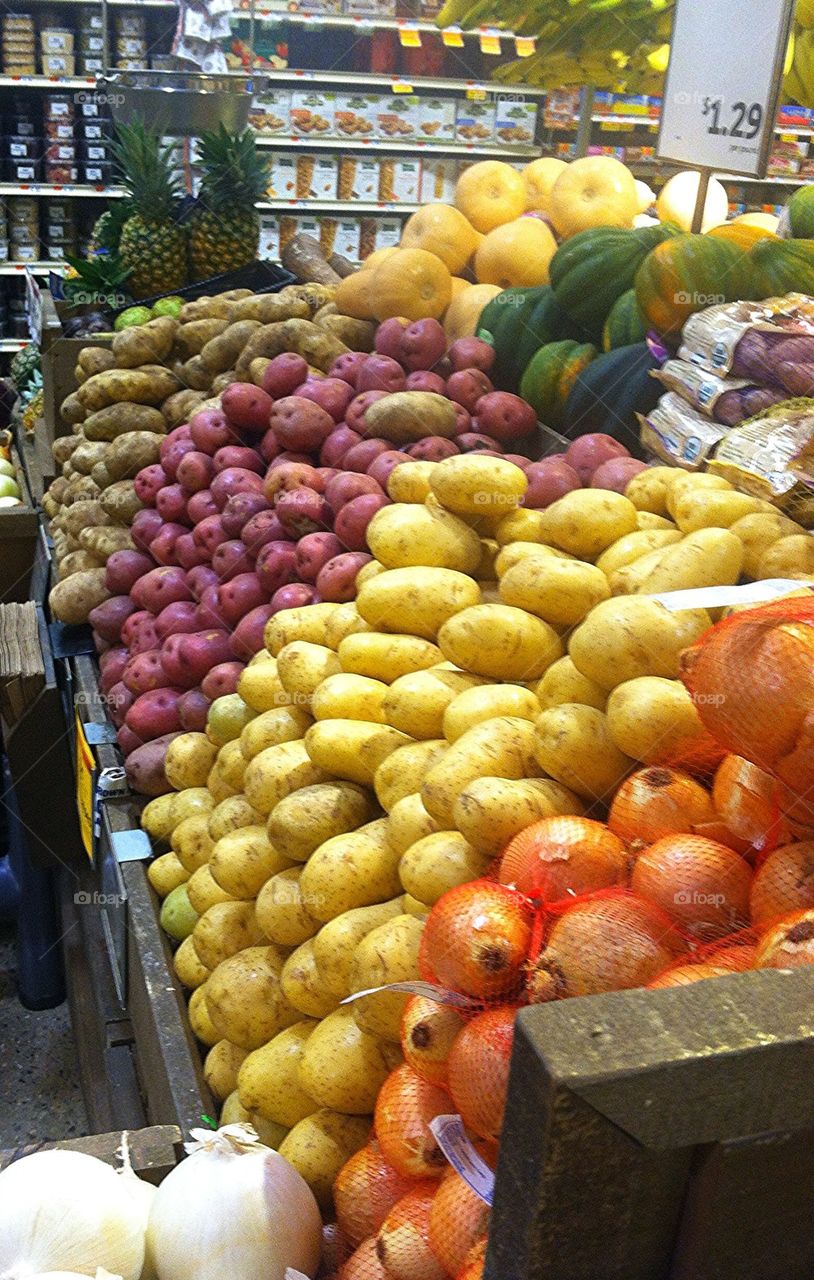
[602,288,647,351]
[635,233,756,341]
[561,342,660,455]
[519,339,598,430]
[549,222,680,336]
[487,286,550,391]
[749,237,814,299]
[786,186,814,239]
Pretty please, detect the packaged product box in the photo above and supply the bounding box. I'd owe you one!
[377,96,419,140]
[419,156,458,204]
[343,0,396,15]
[379,158,421,202]
[768,139,807,175]
[41,54,76,77]
[373,216,402,251]
[338,156,380,201]
[259,215,280,260]
[495,96,537,147]
[268,153,298,199]
[309,154,338,200]
[320,218,338,257]
[291,90,335,137]
[260,0,341,11]
[418,96,456,143]
[334,218,361,260]
[335,93,377,139]
[455,99,495,143]
[40,29,74,53]
[249,88,291,135]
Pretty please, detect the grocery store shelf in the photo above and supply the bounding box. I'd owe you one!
[255,135,538,156]
[256,66,545,95]
[257,198,419,212]
[244,6,540,48]
[715,173,809,185]
[0,183,124,198]
[0,74,98,89]
[0,262,66,274]
[0,339,30,352]
[547,110,814,138]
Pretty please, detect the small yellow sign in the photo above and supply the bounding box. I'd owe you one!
[398,24,422,47]
[479,30,501,55]
[75,713,95,861]
[514,36,536,57]
[442,26,464,47]
[392,79,414,93]
[466,87,487,101]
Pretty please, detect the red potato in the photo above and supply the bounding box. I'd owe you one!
[401,318,447,372]
[264,461,322,503]
[122,609,157,649]
[193,515,227,557]
[270,582,318,612]
[155,484,190,525]
[150,524,187,567]
[118,725,143,757]
[255,540,299,594]
[564,433,630,486]
[132,566,192,614]
[456,432,500,452]
[315,467,338,488]
[126,687,184,742]
[202,662,245,701]
[122,649,167,696]
[591,456,647,492]
[270,397,336,453]
[407,437,459,462]
[132,509,164,551]
[89,596,137,644]
[221,491,270,539]
[447,370,495,414]
[275,487,331,538]
[296,532,344,583]
[211,540,253,582]
[105,550,154,596]
[325,472,384,513]
[342,438,391,473]
[321,426,362,467]
[452,404,473,436]
[329,352,368,388]
[367,450,412,489]
[187,565,219,598]
[243,510,289,556]
[216,573,267,626]
[406,371,446,395]
[357,355,407,395]
[523,458,582,509]
[268,451,311,468]
[125,732,181,796]
[335,492,389,551]
[128,621,161,656]
[210,467,264,511]
[449,337,496,374]
[230,604,276,659]
[213,445,265,476]
[99,647,129,693]
[293,378,354,424]
[259,428,281,464]
[475,391,537,444]
[176,450,214,494]
[375,317,409,361]
[346,391,388,433]
[134,464,166,506]
[195,586,224,631]
[189,408,237,454]
[261,352,309,400]
[178,689,212,732]
[107,682,134,728]
[160,436,198,482]
[161,629,233,688]
[175,534,209,570]
[155,600,200,641]
[221,383,274,435]
[503,453,531,470]
[186,489,219,525]
[317,551,373,602]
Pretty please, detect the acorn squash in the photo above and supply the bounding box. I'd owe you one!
[786,185,814,239]
[561,342,658,453]
[749,237,814,299]
[602,289,647,352]
[549,221,680,336]
[634,233,755,341]
[519,339,598,430]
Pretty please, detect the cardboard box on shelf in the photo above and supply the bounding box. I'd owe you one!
[320,218,338,257]
[455,99,495,144]
[419,156,459,203]
[338,156,380,201]
[333,218,361,260]
[291,90,335,137]
[343,0,396,15]
[295,153,338,199]
[259,215,280,260]
[495,96,537,147]
[379,158,421,203]
[417,97,456,143]
[249,89,291,135]
[267,153,297,199]
[377,96,419,141]
[360,216,402,259]
[335,92,378,138]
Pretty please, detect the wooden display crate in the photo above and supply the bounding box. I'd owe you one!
[0,1125,182,1183]
[0,440,40,604]
[40,291,112,450]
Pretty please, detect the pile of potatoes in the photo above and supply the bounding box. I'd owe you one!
[43,282,373,626]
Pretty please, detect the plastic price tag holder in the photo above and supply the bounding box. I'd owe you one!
[479,27,501,55]
[430,1114,496,1204]
[514,35,536,56]
[392,79,414,93]
[442,26,464,47]
[399,22,422,47]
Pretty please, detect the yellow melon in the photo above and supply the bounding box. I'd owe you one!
[635,180,655,213]
[444,283,501,341]
[475,217,557,289]
[523,157,568,213]
[362,246,399,271]
[334,269,377,320]
[549,156,639,238]
[734,211,781,233]
[655,171,729,233]
[370,248,452,322]
[454,161,527,233]
[447,276,471,308]
[400,203,482,274]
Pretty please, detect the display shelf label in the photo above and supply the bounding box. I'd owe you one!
[391,79,413,93]
[479,27,501,54]
[398,22,421,47]
[75,712,96,861]
[514,35,536,57]
[442,25,464,47]
[657,0,796,176]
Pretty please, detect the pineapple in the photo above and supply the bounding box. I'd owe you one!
[188,126,269,282]
[112,120,187,299]
[88,200,132,258]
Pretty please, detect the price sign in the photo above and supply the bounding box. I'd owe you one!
[657,0,795,177]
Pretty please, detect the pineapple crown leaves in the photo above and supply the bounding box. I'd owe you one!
[111,118,185,223]
[63,253,133,305]
[92,199,134,253]
[195,124,270,214]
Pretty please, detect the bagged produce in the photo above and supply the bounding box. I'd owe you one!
[652,359,787,426]
[638,392,730,470]
[679,294,814,391]
[708,400,814,523]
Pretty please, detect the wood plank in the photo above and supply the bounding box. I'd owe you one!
[0,1124,181,1183]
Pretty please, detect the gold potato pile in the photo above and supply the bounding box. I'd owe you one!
[141,453,814,1211]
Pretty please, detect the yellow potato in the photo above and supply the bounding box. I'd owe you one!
[477,538,499,581]
[665,471,733,517]
[356,567,482,641]
[187,864,235,915]
[499,556,611,628]
[281,939,343,1019]
[218,1093,288,1150]
[367,502,482,572]
[278,1111,372,1213]
[534,704,633,800]
[268,781,377,863]
[438,604,563,680]
[338,632,443,682]
[305,720,412,787]
[188,984,219,1047]
[192,900,266,971]
[311,673,388,723]
[322,602,374,650]
[399,831,492,904]
[164,733,218,790]
[206,765,238,805]
[237,1021,319,1127]
[276,641,342,701]
[209,825,293,899]
[141,793,178,841]
[568,597,711,690]
[606,676,707,764]
[256,867,322,947]
[428,454,527,518]
[386,792,441,855]
[298,1008,400,1115]
[636,512,678,530]
[239,705,313,761]
[312,899,403,999]
[494,507,549,547]
[205,695,256,748]
[535,656,607,711]
[608,545,679,596]
[169,788,215,830]
[494,542,573,576]
[173,935,210,990]
[421,716,541,827]
[672,489,767,533]
[300,819,400,922]
[208,794,263,842]
[452,776,585,856]
[216,739,247,792]
[387,460,435,503]
[757,534,814,579]
[595,529,683,578]
[147,851,189,898]
[237,659,296,713]
[264,603,340,655]
[442,683,540,743]
[625,465,684,515]
[632,528,744,594]
[374,738,448,811]
[381,667,486,739]
[401,894,430,918]
[728,512,803,579]
[244,740,331,815]
[536,490,639,559]
[205,944,296,1050]
[354,560,386,588]
[350,914,424,1042]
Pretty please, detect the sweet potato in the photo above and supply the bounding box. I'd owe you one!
[52,436,82,467]
[77,346,116,377]
[177,356,214,392]
[60,392,87,426]
[201,320,263,374]
[318,314,377,352]
[280,235,342,288]
[79,526,136,558]
[59,549,105,578]
[363,391,457,444]
[235,319,348,377]
[100,480,143,525]
[229,294,310,323]
[76,365,181,411]
[49,568,111,625]
[162,389,206,428]
[62,500,109,538]
[82,403,167,442]
[105,431,163,482]
[111,315,177,368]
[125,731,181,796]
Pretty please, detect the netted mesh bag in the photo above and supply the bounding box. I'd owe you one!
[646,926,759,987]
[712,754,794,857]
[658,730,728,780]
[749,839,814,927]
[418,879,533,1003]
[754,907,814,968]
[608,766,718,850]
[679,598,814,830]
[446,1004,517,1145]
[630,833,754,939]
[498,816,629,903]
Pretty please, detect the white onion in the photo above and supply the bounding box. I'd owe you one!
[0,1151,146,1280]
[147,1125,322,1280]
